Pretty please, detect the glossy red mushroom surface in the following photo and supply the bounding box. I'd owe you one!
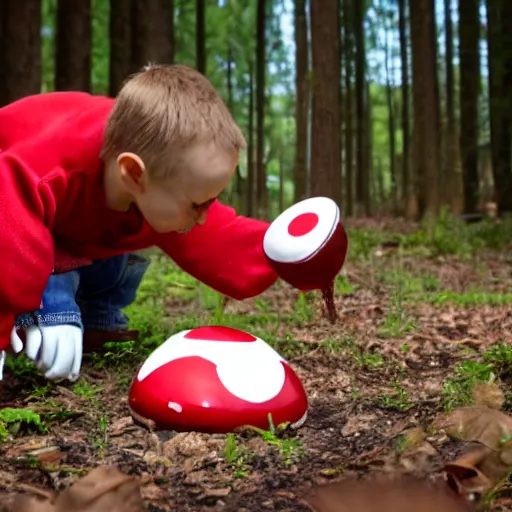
[128,326,308,433]
[263,197,348,291]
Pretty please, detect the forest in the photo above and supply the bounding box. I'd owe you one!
[1,1,512,511]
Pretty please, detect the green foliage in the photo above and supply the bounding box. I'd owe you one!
[0,408,44,442]
[443,359,494,410]
[398,209,512,258]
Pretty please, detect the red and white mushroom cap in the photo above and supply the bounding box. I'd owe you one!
[263,197,348,291]
[129,326,308,433]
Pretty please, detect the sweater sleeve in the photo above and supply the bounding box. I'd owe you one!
[156,200,278,300]
[0,154,56,350]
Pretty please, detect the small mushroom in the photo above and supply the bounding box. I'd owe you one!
[128,326,308,433]
[263,197,348,322]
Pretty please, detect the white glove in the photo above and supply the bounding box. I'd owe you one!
[11,325,83,381]
[0,350,5,381]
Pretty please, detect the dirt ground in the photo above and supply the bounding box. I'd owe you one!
[1,217,512,511]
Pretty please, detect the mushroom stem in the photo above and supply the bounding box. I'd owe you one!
[322,282,337,324]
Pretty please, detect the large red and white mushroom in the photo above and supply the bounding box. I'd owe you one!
[263,196,348,322]
[128,326,308,433]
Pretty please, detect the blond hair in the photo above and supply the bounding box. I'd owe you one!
[101,64,246,178]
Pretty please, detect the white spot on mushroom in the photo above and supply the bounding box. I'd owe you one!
[216,357,286,403]
[168,401,183,413]
[137,332,286,384]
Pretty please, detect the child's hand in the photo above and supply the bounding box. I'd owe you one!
[11,325,83,381]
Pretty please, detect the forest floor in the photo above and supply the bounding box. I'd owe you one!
[2,214,512,511]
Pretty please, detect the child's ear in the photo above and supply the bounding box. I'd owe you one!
[117,153,147,194]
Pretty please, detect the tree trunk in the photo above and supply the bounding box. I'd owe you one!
[196,0,206,74]
[354,0,369,215]
[409,0,441,220]
[383,5,397,208]
[458,0,480,213]
[130,0,174,72]
[294,0,309,204]
[486,0,512,213]
[110,0,132,96]
[443,0,463,213]
[55,0,91,92]
[344,0,355,216]
[365,78,373,213]
[309,0,342,205]
[227,44,243,210]
[279,151,285,213]
[0,0,42,106]
[247,62,255,217]
[255,0,268,218]
[398,0,413,217]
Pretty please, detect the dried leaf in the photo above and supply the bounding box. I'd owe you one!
[435,406,512,450]
[438,404,512,495]
[471,382,505,410]
[305,475,470,512]
[444,445,496,495]
[6,466,144,512]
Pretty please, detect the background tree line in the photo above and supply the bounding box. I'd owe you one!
[0,0,506,222]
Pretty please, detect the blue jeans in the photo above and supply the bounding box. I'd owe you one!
[15,253,150,331]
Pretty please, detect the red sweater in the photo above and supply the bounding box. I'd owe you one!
[0,92,278,350]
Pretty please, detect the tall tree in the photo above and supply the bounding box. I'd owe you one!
[398,0,412,216]
[55,0,91,92]
[444,0,463,213]
[486,0,512,213]
[409,0,441,219]
[294,0,309,204]
[458,0,480,213]
[130,0,174,72]
[196,0,206,74]
[109,0,132,96]
[0,0,42,106]
[354,0,370,215]
[344,0,355,216]
[255,0,268,218]
[383,3,397,207]
[247,62,255,217]
[310,0,342,205]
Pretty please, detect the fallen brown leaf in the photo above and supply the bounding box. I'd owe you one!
[471,382,505,410]
[435,406,512,450]
[305,475,471,512]
[5,466,144,512]
[435,402,512,496]
[444,444,497,495]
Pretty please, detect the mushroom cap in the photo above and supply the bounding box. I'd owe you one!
[263,197,348,290]
[128,326,308,433]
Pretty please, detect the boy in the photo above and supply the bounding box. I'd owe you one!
[0,64,280,380]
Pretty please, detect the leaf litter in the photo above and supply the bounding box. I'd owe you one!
[1,220,512,510]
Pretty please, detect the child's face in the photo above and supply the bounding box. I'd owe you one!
[123,143,238,234]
